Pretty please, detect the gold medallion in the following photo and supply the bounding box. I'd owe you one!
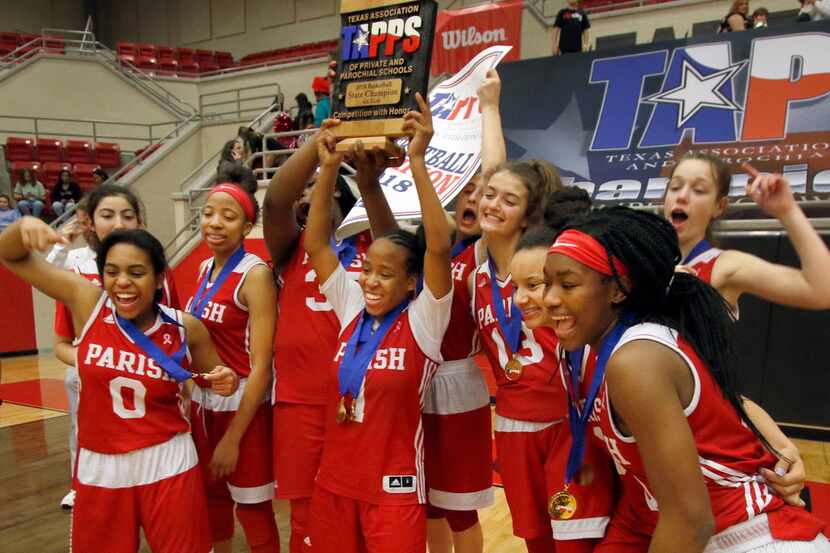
[346,400,357,422]
[548,490,578,520]
[504,357,523,381]
[336,396,348,424]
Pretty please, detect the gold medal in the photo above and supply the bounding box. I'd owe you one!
[336,396,348,424]
[504,356,523,381]
[346,400,357,421]
[548,490,578,520]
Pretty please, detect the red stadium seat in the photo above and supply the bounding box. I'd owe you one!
[94,142,121,168]
[42,161,71,187]
[137,43,157,58]
[0,32,19,57]
[9,161,42,186]
[195,49,218,73]
[43,34,64,54]
[36,138,64,162]
[74,163,102,191]
[215,51,234,69]
[156,46,178,75]
[116,42,137,65]
[17,34,40,56]
[65,140,94,164]
[5,137,35,162]
[176,48,199,75]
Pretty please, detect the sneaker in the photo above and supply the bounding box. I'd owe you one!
[60,489,76,511]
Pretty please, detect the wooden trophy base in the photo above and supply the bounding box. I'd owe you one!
[335,136,399,155]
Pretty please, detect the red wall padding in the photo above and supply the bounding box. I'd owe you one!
[0,265,37,354]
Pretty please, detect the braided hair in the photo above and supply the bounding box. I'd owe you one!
[381,228,425,276]
[564,206,775,454]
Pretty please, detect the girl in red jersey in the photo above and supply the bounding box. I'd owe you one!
[51,184,180,511]
[470,87,614,551]
[304,94,452,553]
[0,218,238,553]
[543,205,828,552]
[665,153,830,309]
[187,183,279,553]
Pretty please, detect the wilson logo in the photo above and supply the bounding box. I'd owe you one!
[441,26,506,50]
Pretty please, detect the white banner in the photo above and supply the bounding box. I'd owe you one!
[336,45,512,239]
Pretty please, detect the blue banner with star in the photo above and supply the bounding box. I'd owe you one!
[498,21,830,208]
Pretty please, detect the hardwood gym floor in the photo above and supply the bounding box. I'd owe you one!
[0,354,827,552]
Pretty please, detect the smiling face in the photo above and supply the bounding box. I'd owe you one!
[663,159,727,249]
[92,195,140,242]
[543,253,625,351]
[200,191,252,255]
[510,247,551,329]
[454,176,483,238]
[103,243,162,324]
[359,238,417,317]
[478,170,529,239]
[232,139,244,159]
[736,0,749,14]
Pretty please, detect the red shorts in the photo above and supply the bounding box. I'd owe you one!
[495,417,616,541]
[72,461,211,552]
[273,402,326,499]
[423,405,493,510]
[309,485,426,553]
[191,393,274,503]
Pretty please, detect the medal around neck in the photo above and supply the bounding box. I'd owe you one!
[333,0,438,153]
[548,489,578,520]
[504,356,523,381]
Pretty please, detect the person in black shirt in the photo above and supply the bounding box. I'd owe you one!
[552,0,590,55]
[50,170,81,217]
[719,0,752,32]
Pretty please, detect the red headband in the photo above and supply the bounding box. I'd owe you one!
[210,183,255,222]
[548,229,629,277]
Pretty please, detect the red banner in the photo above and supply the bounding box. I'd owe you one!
[431,1,522,76]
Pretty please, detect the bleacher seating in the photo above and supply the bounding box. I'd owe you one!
[73,163,103,190]
[94,142,121,168]
[215,51,234,69]
[239,40,336,68]
[42,161,71,187]
[5,137,35,162]
[195,49,219,73]
[0,32,19,56]
[116,42,137,65]
[176,48,200,75]
[36,138,63,162]
[157,46,178,75]
[66,140,94,164]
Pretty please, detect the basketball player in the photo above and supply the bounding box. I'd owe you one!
[187,183,279,552]
[544,205,829,552]
[304,95,453,553]
[666,153,830,309]
[0,217,238,553]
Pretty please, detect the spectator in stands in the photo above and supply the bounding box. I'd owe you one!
[92,168,109,186]
[51,170,82,217]
[797,0,830,19]
[0,193,20,231]
[295,93,315,129]
[217,138,246,174]
[312,76,331,127]
[216,164,259,196]
[719,0,752,31]
[13,168,46,218]
[752,7,770,26]
[552,0,591,55]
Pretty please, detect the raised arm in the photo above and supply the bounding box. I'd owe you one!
[477,69,507,183]
[262,121,336,267]
[0,217,99,325]
[349,140,402,237]
[714,168,830,309]
[210,264,277,478]
[304,128,343,285]
[607,342,715,553]
[403,93,452,299]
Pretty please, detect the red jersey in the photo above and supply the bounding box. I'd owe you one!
[315,265,452,505]
[472,263,567,422]
[273,230,370,404]
[686,246,723,285]
[54,257,180,338]
[441,240,482,362]
[75,294,190,454]
[588,323,825,542]
[185,252,265,378]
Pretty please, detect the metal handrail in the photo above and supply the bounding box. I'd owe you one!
[197,53,328,79]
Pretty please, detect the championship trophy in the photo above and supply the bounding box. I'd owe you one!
[332,0,438,153]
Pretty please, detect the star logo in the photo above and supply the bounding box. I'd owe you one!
[353,28,369,50]
[644,59,745,128]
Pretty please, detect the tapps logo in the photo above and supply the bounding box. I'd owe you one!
[341,16,423,61]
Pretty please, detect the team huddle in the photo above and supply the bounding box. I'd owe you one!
[2,71,830,553]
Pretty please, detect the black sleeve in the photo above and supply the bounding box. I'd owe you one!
[554,9,565,28]
[50,186,60,204]
[582,10,591,29]
[71,183,82,201]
